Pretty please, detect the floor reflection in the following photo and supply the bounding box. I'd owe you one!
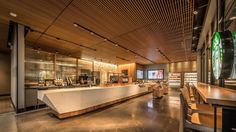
[0,89,180,132]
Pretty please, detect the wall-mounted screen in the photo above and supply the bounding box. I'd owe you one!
[122,69,128,76]
[148,69,164,80]
[137,70,143,79]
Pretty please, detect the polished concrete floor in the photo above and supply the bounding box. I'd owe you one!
[0,96,14,114]
[0,89,180,132]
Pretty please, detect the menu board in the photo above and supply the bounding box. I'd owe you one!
[137,70,143,79]
[148,70,164,79]
[212,32,223,79]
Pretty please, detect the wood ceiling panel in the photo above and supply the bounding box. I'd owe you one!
[0,0,72,32]
[0,18,10,53]
[0,0,197,64]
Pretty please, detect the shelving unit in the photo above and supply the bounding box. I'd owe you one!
[168,73,181,88]
[184,72,197,84]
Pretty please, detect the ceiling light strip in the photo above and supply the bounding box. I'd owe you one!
[116,56,130,62]
[33,0,74,45]
[31,29,96,51]
[73,22,157,64]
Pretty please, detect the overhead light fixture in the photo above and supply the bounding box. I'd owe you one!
[73,23,78,27]
[229,16,236,21]
[193,26,200,30]
[9,12,17,17]
[193,10,198,15]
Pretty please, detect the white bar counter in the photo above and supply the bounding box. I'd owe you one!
[38,84,149,118]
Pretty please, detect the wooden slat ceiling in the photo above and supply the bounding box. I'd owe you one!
[0,0,196,64]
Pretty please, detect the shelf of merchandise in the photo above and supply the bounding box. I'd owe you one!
[225,79,236,87]
[184,72,197,85]
[168,73,181,88]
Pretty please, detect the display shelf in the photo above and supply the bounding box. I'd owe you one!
[168,73,181,88]
[184,72,197,84]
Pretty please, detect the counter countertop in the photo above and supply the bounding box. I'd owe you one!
[193,82,236,107]
[25,84,96,90]
[37,84,148,116]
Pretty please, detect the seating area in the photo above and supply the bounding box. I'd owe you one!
[179,83,223,132]
[143,80,170,99]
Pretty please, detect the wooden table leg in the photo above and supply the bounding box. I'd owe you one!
[214,105,217,132]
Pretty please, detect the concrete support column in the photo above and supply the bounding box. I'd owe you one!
[10,23,25,112]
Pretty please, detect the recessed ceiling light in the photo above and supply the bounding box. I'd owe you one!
[229,16,236,20]
[193,10,198,15]
[73,23,78,27]
[9,12,17,17]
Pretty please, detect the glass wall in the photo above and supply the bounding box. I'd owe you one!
[25,48,54,85]
[94,61,117,84]
[56,54,77,83]
[25,47,117,86]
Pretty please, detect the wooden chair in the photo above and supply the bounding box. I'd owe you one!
[181,87,222,115]
[184,83,195,102]
[153,84,163,98]
[161,81,169,94]
[179,92,222,132]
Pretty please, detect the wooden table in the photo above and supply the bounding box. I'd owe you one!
[193,83,236,132]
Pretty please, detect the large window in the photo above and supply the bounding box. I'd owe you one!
[148,69,164,80]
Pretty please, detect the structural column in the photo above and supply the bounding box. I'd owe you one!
[10,22,25,112]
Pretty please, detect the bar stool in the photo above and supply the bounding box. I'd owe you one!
[179,92,222,132]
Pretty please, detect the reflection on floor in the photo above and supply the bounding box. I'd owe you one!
[0,89,180,132]
[0,96,14,114]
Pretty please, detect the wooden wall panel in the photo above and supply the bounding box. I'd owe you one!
[117,63,136,82]
[169,61,197,73]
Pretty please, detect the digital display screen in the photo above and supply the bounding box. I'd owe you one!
[212,32,223,79]
[137,70,143,79]
[148,70,164,79]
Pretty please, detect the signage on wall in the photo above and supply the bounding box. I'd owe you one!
[231,31,236,78]
[211,31,234,79]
